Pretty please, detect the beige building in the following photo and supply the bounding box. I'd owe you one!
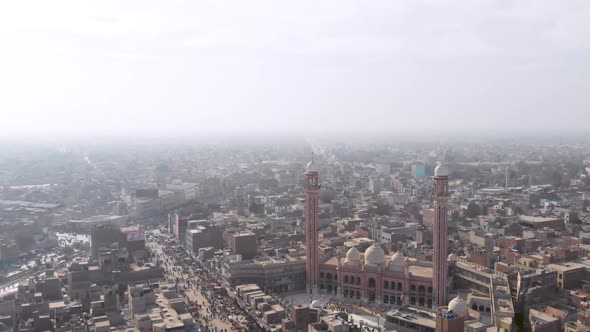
[547,262,589,290]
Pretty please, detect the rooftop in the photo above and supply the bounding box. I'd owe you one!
[518,215,561,223]
[547,262,588,272]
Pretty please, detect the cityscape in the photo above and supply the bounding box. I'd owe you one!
[1,138,590,332]
[2,1,590,332]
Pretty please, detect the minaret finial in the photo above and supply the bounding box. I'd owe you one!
[306,152,317,172]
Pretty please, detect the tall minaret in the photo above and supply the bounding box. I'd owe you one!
[433,162,449,308]
[305,154,321,294]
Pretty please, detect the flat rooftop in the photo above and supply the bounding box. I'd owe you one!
[547,262,588,272]
[518,215,561,223]
[386,306,436,329]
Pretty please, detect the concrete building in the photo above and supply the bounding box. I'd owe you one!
[530,308,561,332]
[90,224,126,259]
[128,282,195,331]
[412,164,427,179]
[547,262,589,290]
[222,256,306,293]
[67,258,164,307]
[229,233,257,260]
[165,180,199,201]
[69,215,127,233]
[518,215,564,230]
[184,221,224,255]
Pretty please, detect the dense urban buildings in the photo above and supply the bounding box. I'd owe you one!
[1,138,590,331]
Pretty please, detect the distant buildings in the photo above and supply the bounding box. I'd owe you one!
[412,163,427,179]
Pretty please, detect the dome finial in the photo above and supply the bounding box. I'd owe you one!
[306,152,317,172]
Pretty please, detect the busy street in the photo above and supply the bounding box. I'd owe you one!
[147,231,260,332]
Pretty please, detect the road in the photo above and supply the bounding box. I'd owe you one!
[147,236,253,332]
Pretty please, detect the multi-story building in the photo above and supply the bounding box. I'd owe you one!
[184,220,224,255]
[222,256,306,293]
[230,233,257,260]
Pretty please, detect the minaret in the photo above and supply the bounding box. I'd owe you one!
[433,162,449,308]
[305,154,321,294]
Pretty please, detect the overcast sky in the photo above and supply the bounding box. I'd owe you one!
[1,1,589,138]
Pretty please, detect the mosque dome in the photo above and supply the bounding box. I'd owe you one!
[310,300,322,309]
[344,247,361,267]
[389,252,405,272]
[364,243,386,267]
[434,162,449,176]
[448,293,469,318]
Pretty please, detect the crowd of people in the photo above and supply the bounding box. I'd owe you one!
[148,234,260,332]
[147,231,389,332]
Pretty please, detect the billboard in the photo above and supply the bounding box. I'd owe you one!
[126,230,145,242]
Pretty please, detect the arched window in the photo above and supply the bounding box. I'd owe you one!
[368,278,376,288]
[344,289,349,298]
[357,277,361,285]
[327,284,332,293]
[479,305,484,312]
[344,276,349,284]
[410,297,416,305]
[383,295,389,304]
[384,281,389,289]
[356,291,361,299]
[419,298,425,306]
[418,285,425,294]
[472,304,478,310]
[320,272,325,279]
[428,286,433,294]
[397,282,403,291]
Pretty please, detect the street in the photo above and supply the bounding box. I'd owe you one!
[147,232,258,332]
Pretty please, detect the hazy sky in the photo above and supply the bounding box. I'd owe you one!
[1,1,589,138]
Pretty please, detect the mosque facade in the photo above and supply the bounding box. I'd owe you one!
[305,157,451,308]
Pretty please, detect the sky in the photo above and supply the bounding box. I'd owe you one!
[1,0,589,138]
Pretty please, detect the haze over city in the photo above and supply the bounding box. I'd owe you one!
[3,2,590,332]
[1,0,590,138]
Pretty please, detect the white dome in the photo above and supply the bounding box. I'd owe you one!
[448,253,458,261]
[344,247,361,267]
[364,243,386,267]
[434,162,449,176]
[345,247,361,261]
[389,252,405,272]
[310,300,322,309]
[448,294,468,318]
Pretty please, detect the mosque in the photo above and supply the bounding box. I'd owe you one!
[304,156,453,309]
